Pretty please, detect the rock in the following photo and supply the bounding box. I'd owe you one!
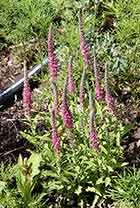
[136,140,140,148]
[134,128,140,139]
[128,142,135,151]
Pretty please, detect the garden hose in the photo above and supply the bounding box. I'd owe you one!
[0,57,48,107]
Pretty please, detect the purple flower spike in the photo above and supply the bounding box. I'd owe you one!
[79,9,93,67]
[68,56,75,93]
[22,61,32,117]
[51,110,60,153]
[80,68,86,108]
[52,131,60,153]
[61,77,73,129]
[48,25,59,80]
[90,130,99,150]
[105,93,115,113]
[51,82,59,116]
[89,95,99,150]
[61,102,73,129]
[95,80,104,101]
[68,81,75,94]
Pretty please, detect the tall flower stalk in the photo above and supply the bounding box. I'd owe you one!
[48,24,59,80]
[79,68,86,135]
[22,61,32,117]
[61,76,73,129]
[80,67,86,109]
[51,81,59,116]
[79,9,93,67]
[94,55,104,101]
[105,64,115,113]
[67,56,75,93]
[51,109,60,153]
[89,91,99,150]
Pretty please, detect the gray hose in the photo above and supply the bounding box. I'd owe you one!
[0,57,48,107]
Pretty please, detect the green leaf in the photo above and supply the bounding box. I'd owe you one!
[92,195,99,208]
[47,181,63,191]
[96,177,104,185]
[105,177,111,187]
[28,152,42,178]
[0,181,6,193]
[63,170,75,177]
[101,146,108,155]
[107,166,114,172]
[18,154,23,167]
[116,132,121,146]
[60,176,70,184]
[121,162,129,167]
[75,186,82,195]
[75,166,80,173]
[86,187,101,196]
[95,100,103,119]
[43,170,58,178]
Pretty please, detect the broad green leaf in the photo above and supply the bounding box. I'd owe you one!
[28,152,42,178]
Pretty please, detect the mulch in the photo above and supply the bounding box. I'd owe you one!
[0,49,23,91]
[0,51,30,163]
[0,102,31,163]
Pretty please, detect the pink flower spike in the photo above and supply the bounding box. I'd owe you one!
[61,77,73,129]
[68,56,75,93]
[80,68,86,108]
[48,24,59,80]
[22,61,32,117]
[105,93,115,113]
[52,131,60,153]
[68,80,75,93]
[90,130,99,150]
[89,95,99,150]
[95,80,104,101]
[51,82,59,116]
[61,102,73,129]
[51,110,60,153]
[79,9,93,67]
